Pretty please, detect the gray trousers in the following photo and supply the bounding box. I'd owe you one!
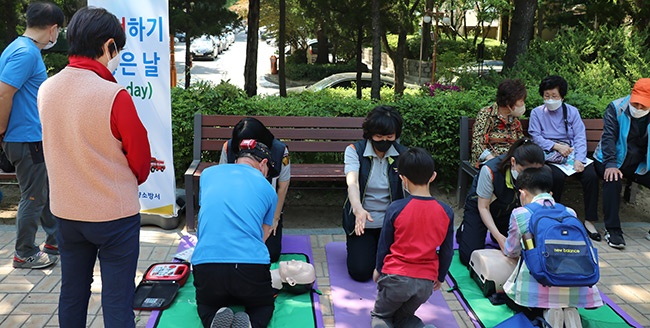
[2,142,57,258]
[371,274,434,328]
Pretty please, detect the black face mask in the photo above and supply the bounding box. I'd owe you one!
[371,139,394,153]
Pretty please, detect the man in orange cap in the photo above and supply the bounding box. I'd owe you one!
[593,78,650,249]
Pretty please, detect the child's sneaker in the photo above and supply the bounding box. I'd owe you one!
[543,308,564,328]
[42,243,59,255]
[231,311,252,328]
[563,307,583,328]
[13,251,57,269]
[210,307,234,328]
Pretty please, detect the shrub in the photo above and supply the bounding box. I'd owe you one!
[284,61,363,81]
[43,52,68,76]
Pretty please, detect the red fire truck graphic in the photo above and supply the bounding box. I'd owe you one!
[150,157,166,173]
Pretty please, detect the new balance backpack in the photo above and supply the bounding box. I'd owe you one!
[522,201,599,287]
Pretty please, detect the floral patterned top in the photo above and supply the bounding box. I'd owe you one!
[470,103,524,167]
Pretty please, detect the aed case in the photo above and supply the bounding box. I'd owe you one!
[469,249,517,297]
[133,262,190,310]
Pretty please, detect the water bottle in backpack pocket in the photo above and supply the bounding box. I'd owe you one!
[521,201,599,287]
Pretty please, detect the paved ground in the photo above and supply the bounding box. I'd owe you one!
[0,222,649,328]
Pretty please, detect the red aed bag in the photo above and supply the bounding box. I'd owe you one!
[133,262,190,310]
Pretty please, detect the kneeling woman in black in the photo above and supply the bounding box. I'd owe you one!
[456,138,545,266]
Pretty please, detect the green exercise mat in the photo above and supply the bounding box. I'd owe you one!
[446,250,639,328]
[155,253,317,328]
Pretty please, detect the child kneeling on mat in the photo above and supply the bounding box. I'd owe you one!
[502,166,603,328]
[371,147,454,328]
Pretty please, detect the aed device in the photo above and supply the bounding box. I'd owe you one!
[468,249,518,297]
[133,262,190,310]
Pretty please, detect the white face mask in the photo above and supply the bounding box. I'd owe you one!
[106,43,120,73]
[42,39,56,50]
[629,104,650,118]
[511,168,519,180]
[42,26,58,50]
[402,181,410,195]
[511,105,526,117]
[544,99,562,111]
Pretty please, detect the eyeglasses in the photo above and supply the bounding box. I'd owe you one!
[542,94,562,100]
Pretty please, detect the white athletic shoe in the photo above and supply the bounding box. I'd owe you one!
[563,307,583,328]
[543,308,564,328]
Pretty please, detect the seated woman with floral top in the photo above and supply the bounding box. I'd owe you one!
[470,79,527,167]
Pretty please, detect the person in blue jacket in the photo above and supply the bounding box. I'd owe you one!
[593,78,650,249]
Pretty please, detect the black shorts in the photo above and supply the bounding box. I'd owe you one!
[193,263,275,308]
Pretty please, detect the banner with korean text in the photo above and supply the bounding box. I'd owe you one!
[88,1,177,217]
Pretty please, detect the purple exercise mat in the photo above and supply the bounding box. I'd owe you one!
[326,242,459,328]
[146,234,324,328]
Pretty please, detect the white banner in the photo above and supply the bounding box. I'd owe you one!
[87,1,176,217]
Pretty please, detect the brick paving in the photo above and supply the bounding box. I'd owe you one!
[0,223,649,327]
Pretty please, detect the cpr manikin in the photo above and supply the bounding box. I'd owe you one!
[270,260,316,294]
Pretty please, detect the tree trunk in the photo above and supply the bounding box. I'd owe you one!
[315,28,329,64]
[392,29,407,96]
[503,0,537,70]
[371,0,381,100]
[422,0,434,59]
[1,0,19,45]
[279,0,286,97]
[184,33,192,89]
[355,24,363,100]
[245,0,260,97]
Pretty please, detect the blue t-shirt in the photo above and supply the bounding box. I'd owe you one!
[192,164,277,265]
[0,36,47,142]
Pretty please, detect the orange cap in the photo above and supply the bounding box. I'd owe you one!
[630,78,650,108]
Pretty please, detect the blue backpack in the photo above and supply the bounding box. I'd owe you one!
[522,201,599,287]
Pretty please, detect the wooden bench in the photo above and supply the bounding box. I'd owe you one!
[183,113,365,231]
[456,116,637,208]
[0,172,17,185]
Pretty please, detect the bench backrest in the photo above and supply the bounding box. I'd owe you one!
[193,113,366,160]
[460,116,604,161]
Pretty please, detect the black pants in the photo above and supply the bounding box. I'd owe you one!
[346,228,382,282]
[594,161,650,232]
[549,163,599,221]
[266,215,282,263]
[193,263,275,328]
[456,206,509,266]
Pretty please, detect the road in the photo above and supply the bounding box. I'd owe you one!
[173,31,280,95]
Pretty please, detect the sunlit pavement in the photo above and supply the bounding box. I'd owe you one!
[1,222,650,327]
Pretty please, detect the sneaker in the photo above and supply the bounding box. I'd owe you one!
[605,230,626,249]
[563,307,583,328]
[231,311,252,328]
[211,307,234,328]
[42,243,59,255]
[543,308,564,328]
[13,251,58,269]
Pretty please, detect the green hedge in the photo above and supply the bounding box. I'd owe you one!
[172,81,491,191]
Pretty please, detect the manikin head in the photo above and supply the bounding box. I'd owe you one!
[277,260,316,294]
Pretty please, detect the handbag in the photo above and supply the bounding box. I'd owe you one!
[544,143,569,164]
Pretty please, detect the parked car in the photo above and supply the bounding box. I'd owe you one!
[286,72,418,93]
[218,34,229,51]
[226,31,235,45]
[175,32,186,42]
[190,35,217,60]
